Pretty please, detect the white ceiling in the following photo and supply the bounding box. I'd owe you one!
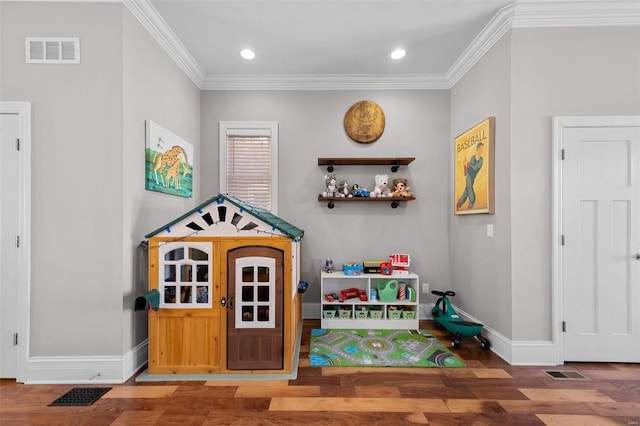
[150,0,511,76]
[138,0,639,89]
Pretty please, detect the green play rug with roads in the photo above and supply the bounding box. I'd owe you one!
[309,328,465,368]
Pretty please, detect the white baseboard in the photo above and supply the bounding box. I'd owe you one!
[303,302,561,366]
[510,340,559,366]
[122,339,149,381]
[24,340,148,385]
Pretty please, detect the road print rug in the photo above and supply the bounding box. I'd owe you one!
[309,329,465,368]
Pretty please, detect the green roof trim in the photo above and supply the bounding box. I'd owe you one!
[144,194,305,241]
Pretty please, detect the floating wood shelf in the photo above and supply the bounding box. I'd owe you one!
[318,157,415,173]
[318,195,415,209]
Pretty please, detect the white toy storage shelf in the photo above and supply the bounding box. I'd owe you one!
[320,271,419,329]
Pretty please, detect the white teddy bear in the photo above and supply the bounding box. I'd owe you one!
[370,174,393,198]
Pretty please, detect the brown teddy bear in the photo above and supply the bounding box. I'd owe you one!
[392,178,414,198]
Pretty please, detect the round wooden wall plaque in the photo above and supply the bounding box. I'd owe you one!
[343,100,385,144]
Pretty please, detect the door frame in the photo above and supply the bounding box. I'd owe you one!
[0,102,31,382]
[552,115,640,365]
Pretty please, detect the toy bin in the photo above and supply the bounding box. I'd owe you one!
[354,306,368,319]
[339,307,352,319]
[387,306,403,320]
[369,307,383,319]
[323,307,336,319]
[402,308,416,320]
[377,280,399,302]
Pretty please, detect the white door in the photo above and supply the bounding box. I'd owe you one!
[561,120,640,362]
[0,114,20,377]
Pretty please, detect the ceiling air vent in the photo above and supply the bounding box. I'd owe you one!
[25,37,80,64]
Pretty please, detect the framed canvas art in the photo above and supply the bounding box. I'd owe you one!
[145,120,193,198]
[454,117,495,215]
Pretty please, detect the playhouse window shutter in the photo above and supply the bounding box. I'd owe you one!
[225,130,272,211]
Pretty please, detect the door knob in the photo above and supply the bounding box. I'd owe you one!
[220,297,226,307]
[636,253,640,260]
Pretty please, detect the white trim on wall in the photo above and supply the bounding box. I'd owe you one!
[24,340,147,384]
[0,102,31,383]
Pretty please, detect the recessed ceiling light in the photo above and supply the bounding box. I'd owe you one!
[240,49,255,60]
[390,49,406,60]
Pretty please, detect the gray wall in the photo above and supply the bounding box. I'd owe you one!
[1,2,124,356]
[449,25,640,342]
[0,2,200,359]
[508,26,640,340]
[449,34,513,339]
[201,91,453,307]
[122,9,201,354]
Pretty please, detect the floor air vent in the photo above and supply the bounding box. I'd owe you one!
[49,387,111,406]
[26,37,80,64]
[543,370,589,381]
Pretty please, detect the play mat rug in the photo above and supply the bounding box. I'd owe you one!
[309,329,466,368]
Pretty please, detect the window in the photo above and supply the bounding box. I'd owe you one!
[159,243,212,309]
[235,257,276,329]
[220,122,278,214]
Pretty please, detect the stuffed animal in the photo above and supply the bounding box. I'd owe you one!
[351,184,370,197]
[322,174,338,197]
[336,180,351,197]
[392,177,414,198]
[370,174,392,198]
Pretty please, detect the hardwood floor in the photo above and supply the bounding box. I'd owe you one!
[1,320,639,425]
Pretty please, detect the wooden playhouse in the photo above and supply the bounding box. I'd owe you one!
[143,194,304,375]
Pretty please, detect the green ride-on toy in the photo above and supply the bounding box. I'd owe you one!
[431,290,491,350]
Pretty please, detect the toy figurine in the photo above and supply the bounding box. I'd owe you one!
[369,174,393,198]
[336,180,351,197]
[351,184,370,197]
[324,258,334,273]
[321,174,339,197]
[392,178,414,198]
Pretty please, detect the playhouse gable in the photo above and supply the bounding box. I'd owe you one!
[145,194,304,240]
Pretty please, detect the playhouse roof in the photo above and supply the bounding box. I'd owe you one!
[145,193,304,241]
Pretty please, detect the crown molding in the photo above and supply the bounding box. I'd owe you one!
[446,2,516,89]
[123,0,205,88]
[124,0,639,91]
[447,0,639,88]
[201,74,449,91]
[510,0,640,28]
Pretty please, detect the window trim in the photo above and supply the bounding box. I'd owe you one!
[219,121,278,214]
[158,242,212,309]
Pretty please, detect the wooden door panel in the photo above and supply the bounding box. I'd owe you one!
[227,246,283,370]
[149,310,220,374]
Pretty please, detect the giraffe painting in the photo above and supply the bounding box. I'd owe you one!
[152,146,188,188]
[146,120,193,197]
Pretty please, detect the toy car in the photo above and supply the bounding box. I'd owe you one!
[431,290,491,350]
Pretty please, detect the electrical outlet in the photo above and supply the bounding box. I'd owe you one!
[422,283,429,293]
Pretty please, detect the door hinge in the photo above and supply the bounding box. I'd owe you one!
[16,235,20,248]
[561,149,565,160]
[562,321,566,332]
[13,333,18,346]
[16,138,20,151]
[561,235,565,245]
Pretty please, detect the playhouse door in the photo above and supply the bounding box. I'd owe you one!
[227,247,283,370]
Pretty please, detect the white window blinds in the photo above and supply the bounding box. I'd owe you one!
[220,122,278,213]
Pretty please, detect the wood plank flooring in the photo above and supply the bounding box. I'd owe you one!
[1,320,639,425]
